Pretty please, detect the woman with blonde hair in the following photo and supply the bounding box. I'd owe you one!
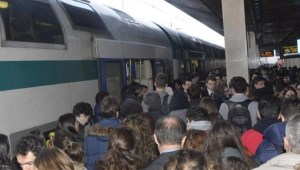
[34,147,74,170]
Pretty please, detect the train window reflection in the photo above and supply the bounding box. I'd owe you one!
[59,0,109,33]
[1,0,64,44]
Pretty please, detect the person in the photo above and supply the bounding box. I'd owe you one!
[0,134,13,170]
[84,96,120,170]
[282,86,297,99]
[254,97,300,164]
[186,107,211,132]
[142,73,172,114]
[15,135,45,170]
[181,77,192,95]
[169,90,190,122]
[201,75,217,98]
[73,102,94,140]
[187,84,201,108]
[94,91,109,121]
[241,96,281,155]
[219,76,258,126]
[123,114,159,165]
[146,116,187,170]
[143,91,164,121]
[204,121,256,169]
[164,149,207,170]
[53,130,86,170]
[183,130,207,152]
[199,97,218,114]
[96,127,145,170]
[253,115,300,170]
[34,147,74,170]
[120,98,143,118]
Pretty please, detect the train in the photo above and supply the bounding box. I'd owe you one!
[0,0,225,147]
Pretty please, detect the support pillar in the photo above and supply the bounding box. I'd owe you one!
[248,31,260,69]
[222,0,249,82]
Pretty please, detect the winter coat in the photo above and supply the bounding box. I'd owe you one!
[84,118,120,170]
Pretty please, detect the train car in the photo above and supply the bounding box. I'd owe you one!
[0,0,224,148]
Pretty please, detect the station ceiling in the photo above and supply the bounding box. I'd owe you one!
[166,0,300,52]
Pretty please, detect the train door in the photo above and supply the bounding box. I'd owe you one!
[126,59,154,91]
[99,59,126,98]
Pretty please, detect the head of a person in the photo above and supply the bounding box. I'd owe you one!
[183,130,207,152]
[164,149,207,170]
[120,98,143,118]
[57,113,79,134]
[15,135,45,170]
[172,79,182,91]
[108,127,135,152]
[257,96,281,119]
[155,73,168,89]
[186,107,209,123]
[101,96,120,118]
[283,86,297,98]
[221,157,249,170]
[72,102,93,126]
[281,97,300,121]
[208,112,224,124]
[34,147,74,170]
[205,76,217,92]
[95,91,109,105]
[122,114,158,162]
[204,121,246,163]
[0,134,11,166]
[199,97,218,114]
[53,131,84,164]
[154,116,187,147]
[182,77,192,92]
[187,84,201,100]
[143,92,161,112]
[169,91,190,111]
[138,85,148,96]
[253,76,266,89]
[229,76,248,94]
[284,115,300,153]
[215,73,223,85]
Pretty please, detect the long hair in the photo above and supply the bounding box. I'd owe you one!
[199,97,218,114]
[183,130,207,152]
[96,127,145,170]
[57,113,78,135]
[34,147,74,170]
[203,121,255,169]
[123,114,159,163]
[0,134,11,166]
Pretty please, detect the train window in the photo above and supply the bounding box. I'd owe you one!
[59,0,109,33]
[0,0,64,44]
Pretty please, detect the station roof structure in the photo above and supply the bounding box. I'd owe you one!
[166,0,300,52]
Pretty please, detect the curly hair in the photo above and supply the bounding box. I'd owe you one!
[72,102,93,117]
[122,114,159,164]
[15,135,45,157]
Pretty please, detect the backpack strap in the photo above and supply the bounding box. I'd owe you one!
[162,94,169,104]
[225,99,253,110]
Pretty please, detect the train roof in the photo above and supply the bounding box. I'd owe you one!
[90,2,172,59]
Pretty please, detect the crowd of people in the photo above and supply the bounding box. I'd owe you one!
[2,65,300,170]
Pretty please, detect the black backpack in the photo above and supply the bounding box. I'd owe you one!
[226,99,252,135]
[161,94,170,115]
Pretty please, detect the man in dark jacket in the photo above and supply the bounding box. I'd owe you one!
[146,116,186,170]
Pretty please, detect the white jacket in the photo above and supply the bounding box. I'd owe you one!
[253,152,300,170]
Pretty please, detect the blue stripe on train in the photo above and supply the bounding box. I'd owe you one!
[0,60,98,91]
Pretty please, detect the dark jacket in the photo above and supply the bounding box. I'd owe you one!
[254,122,287,165]
[84,118,120,170]
[145,150,178,170]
